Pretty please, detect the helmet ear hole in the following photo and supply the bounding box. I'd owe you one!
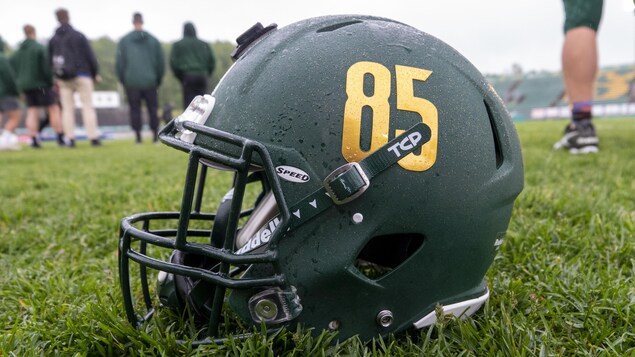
[355,233,425,280]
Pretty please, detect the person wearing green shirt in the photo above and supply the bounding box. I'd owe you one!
[11,24,64,148]
[116,12,164,143]
[0,36,22,151]
[170,22,215,109]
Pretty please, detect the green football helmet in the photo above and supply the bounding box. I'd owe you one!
[119,15,523,344]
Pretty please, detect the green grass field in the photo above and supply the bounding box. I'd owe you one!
[1,118,633,356]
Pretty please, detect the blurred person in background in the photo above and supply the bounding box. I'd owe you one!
[10,24,64,148]
[170,22,215,109]
[49,8,102,147]
[553,0,603,154]
[0,36,22,151]
[116,12,164,144]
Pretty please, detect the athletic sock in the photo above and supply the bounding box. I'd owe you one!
[572,100,592,122]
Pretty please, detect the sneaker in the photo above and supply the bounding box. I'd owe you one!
[553,119,599,154]
[66,138,76,148]
[90,139,102,147]
[0,131,21,151]
[57,133,66,147]
[31,137,42,149]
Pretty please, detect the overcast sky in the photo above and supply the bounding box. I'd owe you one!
[1,0,633,74]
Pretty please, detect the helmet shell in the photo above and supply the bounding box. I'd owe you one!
[195,15,523,341]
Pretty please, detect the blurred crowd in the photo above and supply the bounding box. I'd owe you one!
[0,9,215,150]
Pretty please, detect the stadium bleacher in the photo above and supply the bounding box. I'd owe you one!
[489,64,635,121]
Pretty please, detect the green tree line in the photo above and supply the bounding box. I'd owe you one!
[90,36,235,111]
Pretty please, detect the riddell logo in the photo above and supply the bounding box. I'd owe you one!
[387,132,423,158]
[276,166,310,183]
[235,217,281,255]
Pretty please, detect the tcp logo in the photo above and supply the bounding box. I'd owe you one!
[387,132,423,158]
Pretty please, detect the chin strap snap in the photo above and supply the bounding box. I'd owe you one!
[287,122,431,229]
[248,286,303,324]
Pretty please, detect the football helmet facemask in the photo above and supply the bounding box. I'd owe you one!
[119,15,523,344]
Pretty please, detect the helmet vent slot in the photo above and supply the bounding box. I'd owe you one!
[317,20,362,33]
[355,233,425,280]
[484,100,503,168]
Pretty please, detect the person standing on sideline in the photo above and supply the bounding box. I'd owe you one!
[0,38,22,151]
[170,22,215,109]
[553,0,603,154]
[116,12,164,143]
[49,8,101,147]
[10,25,64,148]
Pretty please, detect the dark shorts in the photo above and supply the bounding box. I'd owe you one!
[563,0,603,33]
[0,96,20,112]
[24,87,56,107]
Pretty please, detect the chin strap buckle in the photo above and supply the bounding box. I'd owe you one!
[323,162,370,205]
[286,122,431,229]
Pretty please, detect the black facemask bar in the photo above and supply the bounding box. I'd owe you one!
[118,119,296,344]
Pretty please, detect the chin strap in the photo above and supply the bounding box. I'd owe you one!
[287,122,431,229]
[234,122,431,256]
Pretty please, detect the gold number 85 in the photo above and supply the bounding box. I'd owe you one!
[342,61,438,172]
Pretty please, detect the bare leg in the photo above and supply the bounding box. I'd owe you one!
[47,103,63,133]
[562,27,598,103]
[0,109,24,150]
[554,26,599,153]
[3,109,22,132]
[26,107,41,147]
